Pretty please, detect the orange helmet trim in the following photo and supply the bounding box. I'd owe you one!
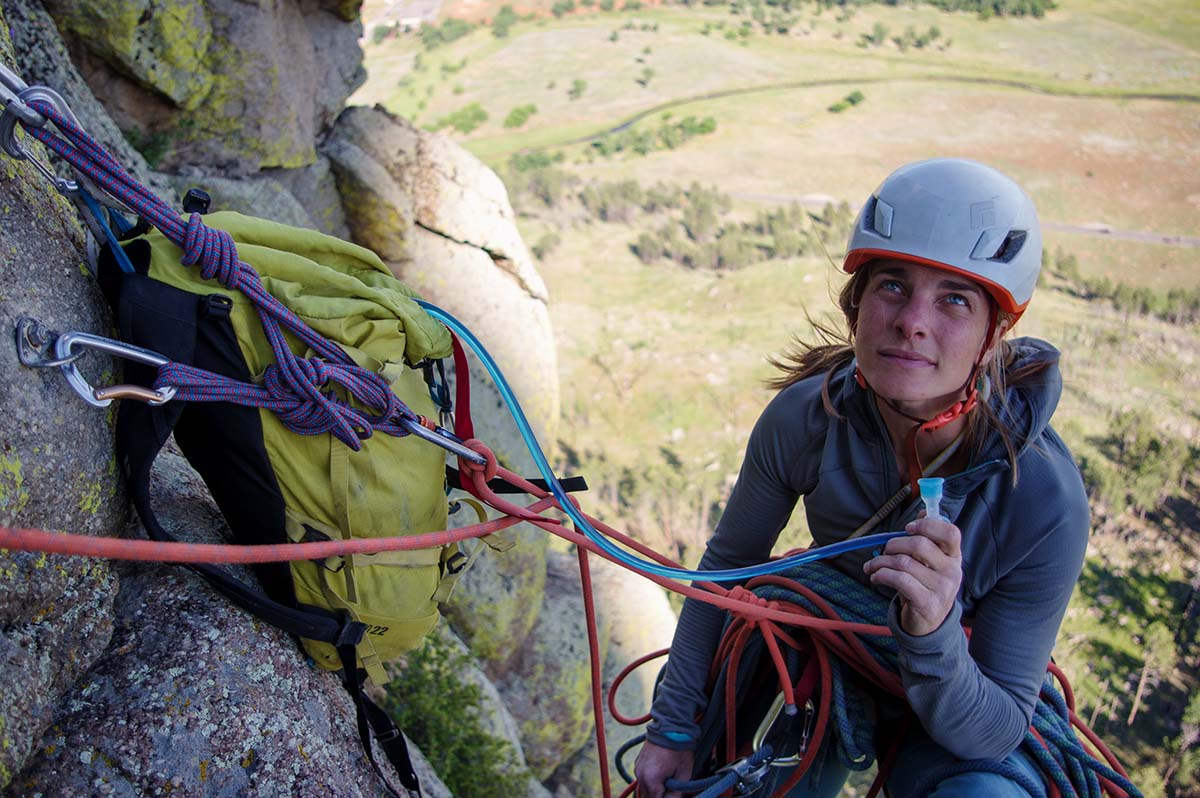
[843,247,1028,318]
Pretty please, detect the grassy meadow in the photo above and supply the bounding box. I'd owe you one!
[358,0,1199,792]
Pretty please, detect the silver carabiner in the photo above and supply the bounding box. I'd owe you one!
[0,64,44,127]
[399,416,487,465]
[52,331,176,408]
[0,70,82,194]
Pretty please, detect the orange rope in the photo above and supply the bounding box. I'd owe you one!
[0,438,1133,798]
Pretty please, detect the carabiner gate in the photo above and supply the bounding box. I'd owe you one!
[752,692,816,768]
[52,331,176,408]
[0,68,83,194]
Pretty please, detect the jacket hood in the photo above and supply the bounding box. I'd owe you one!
[982,336,1063,461]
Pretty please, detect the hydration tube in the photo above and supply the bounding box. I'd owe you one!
[417,300,905,583]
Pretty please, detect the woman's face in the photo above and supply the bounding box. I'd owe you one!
[853,259,996,417]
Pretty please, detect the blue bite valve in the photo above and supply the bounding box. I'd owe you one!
[917,477,945,521]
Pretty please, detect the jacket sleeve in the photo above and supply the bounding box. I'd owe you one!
[646,385,821,749]
[890,455,1090,760]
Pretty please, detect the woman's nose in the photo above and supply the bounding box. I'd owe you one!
[893,299,931,339]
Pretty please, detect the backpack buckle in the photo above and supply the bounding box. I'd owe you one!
[336,619,367,648]
[375,727,401,744]
[445,550,469,575]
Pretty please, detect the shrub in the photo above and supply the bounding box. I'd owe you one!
[509,151,565,172]
[632,231,664,263]
[492,4,518,37]
[420,17,474,50]
[384,636,530,798]
[370,24,393,45]
[504,103,538,128]
[531,232,562,260]
[432,102,489,134]
[568,78,588,100]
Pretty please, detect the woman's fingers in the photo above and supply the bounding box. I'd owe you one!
[864,517,963,636]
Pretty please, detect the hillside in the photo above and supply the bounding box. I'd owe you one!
[357,1,1200,794]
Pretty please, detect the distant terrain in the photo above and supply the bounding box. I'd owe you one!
[357,1,1200,794]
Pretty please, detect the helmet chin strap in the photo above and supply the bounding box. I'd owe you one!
[856,304,999,495]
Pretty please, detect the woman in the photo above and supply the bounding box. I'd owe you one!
[634,159,1089,798]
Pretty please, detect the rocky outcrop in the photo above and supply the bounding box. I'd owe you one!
[41,0,366,174]
[548,557,678,798]
[0,17,124,787]
[325,103,563,690]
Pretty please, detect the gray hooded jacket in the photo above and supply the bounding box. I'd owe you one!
[647,337,1089,761]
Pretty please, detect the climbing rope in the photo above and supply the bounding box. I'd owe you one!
[682,563,1144,798]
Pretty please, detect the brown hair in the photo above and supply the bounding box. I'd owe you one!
[766,268,1055,480]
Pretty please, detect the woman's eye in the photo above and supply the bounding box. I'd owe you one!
[879,279,904,293]
[945,293,971,307]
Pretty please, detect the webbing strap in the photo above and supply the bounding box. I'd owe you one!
[339,645,421,797]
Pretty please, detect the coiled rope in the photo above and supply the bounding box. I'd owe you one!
[685,563,1144,798]
[21,99,422,449]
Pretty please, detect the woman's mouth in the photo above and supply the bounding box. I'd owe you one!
[878,348,935,367]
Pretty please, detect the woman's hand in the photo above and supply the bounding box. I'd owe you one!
[633,741,694,798]
[863,515,963,636]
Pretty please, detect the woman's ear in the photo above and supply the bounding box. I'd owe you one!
[982,316,1012,363]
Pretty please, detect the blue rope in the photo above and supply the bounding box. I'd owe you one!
[665,745,775,798]
[418,299,907,583]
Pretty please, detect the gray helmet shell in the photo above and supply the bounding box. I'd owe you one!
[844,158,1042,317]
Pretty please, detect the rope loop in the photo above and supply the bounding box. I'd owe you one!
[459,438,499,482]
[182,212,242,286]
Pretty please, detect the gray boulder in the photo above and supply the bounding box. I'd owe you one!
[327,103,561,683]
[547,557,679,798]
[325,104,559,452]
[498,550,613,782]
[41,0,366,174]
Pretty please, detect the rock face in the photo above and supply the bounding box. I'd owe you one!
[548,557,678,798]
[11,450,425,798]
[0,2,668,797]
[325,103,563,693]
[41,0,366,174]
[324,104,559,457]
[0,16,123,787]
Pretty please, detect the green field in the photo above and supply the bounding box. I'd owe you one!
[360,1,1200,791]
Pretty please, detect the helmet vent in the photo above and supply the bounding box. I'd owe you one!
[988,230,1027,263]
[871,197,894,238]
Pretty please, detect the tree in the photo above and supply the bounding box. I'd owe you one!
[491,5,518,37]
[1127,621,1174,726]
[1164,690,1200,792]
[682,190,720,243]
[503,104,538,128]
[632,231,663,264]
[568,78,587,100]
